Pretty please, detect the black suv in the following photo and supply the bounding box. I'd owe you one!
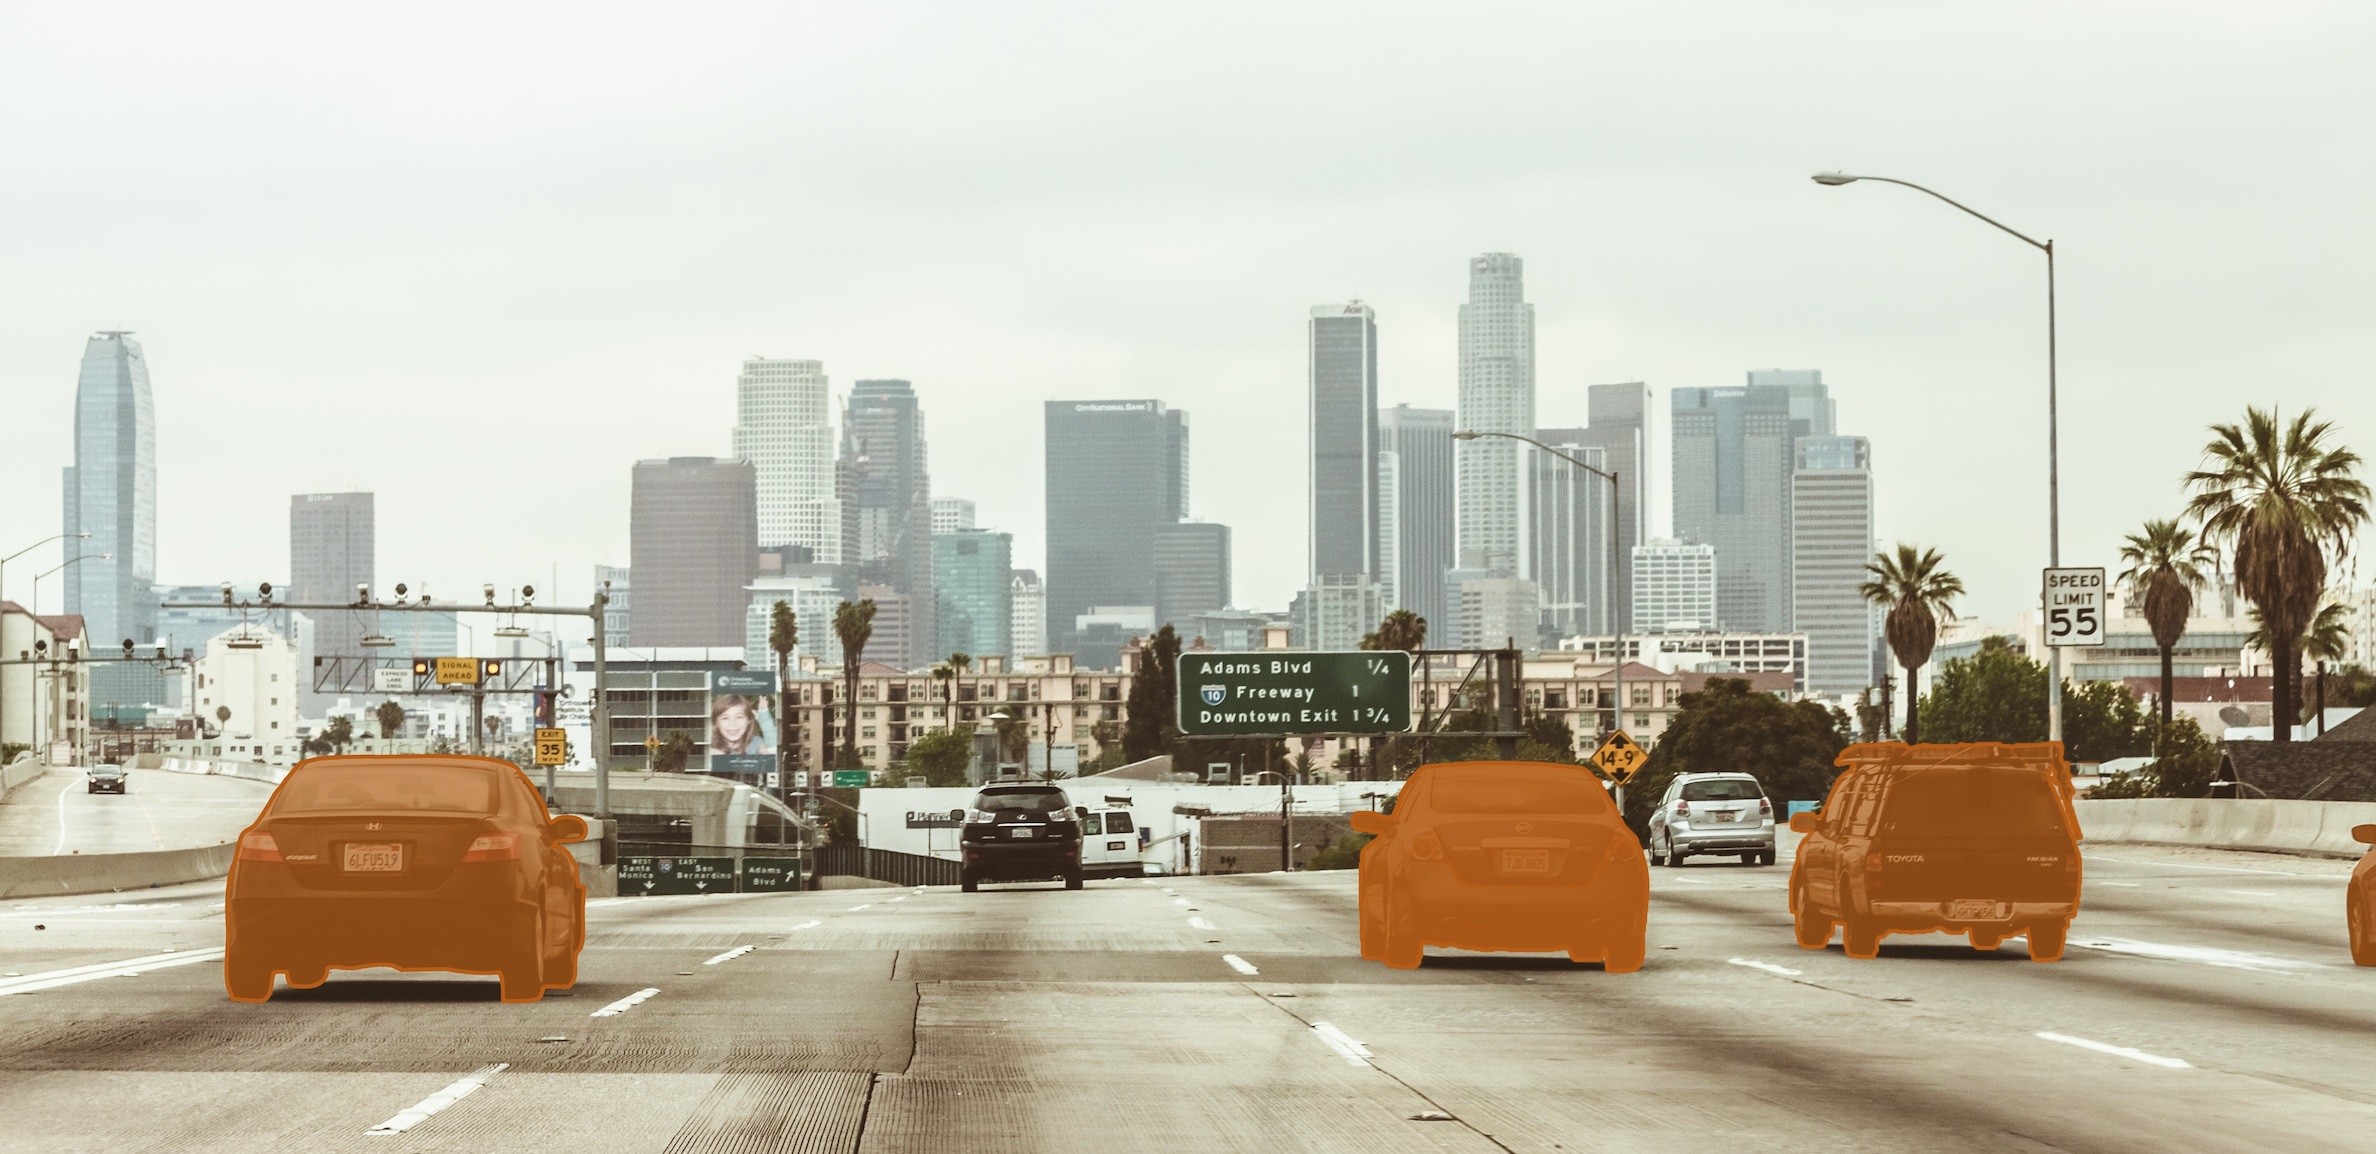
[959,784,1084,892]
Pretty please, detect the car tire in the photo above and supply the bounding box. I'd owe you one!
[1064,871,1085,891]
[1358,896,1382,960]
[1756,849,1776,867]
[1649,835,1669,867]
[286,964,328,990]
[224,950,274,1003]
[1739,852,1756,866]
[1970,932,2003,952]
[543,896,579,989]
[1841,917,1884,959]
[1670,846,1688,866]
[498,918,547,1002]
[1791,887,1833,950]
[960,870,979,893]
[2025,920,2068,963]
[1382,894,1423,970]
[1600,924,1647,973]
[2350,885,2375,967]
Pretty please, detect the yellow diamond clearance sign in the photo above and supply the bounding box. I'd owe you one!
[1589,730,1646,783]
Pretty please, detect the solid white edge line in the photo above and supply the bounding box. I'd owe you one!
[0,947,227,996]
[1221,953,1259,975]
[1726,957,1803,977]
[2085,853,2345,880]
[590,987,661,1017]
[2035,1031,2191,1069]
[1310,1022,1373,1066]
[365,1063,508,1135]
[702,945,754,965]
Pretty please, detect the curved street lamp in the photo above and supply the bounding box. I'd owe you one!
[1812,171,2065,743]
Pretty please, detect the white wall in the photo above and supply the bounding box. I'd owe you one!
[857,779,1406,873]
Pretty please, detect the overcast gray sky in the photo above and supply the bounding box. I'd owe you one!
[4,2,2372,633]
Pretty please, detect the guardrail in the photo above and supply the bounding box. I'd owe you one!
[0,843,238,899]
[0,755,43,802]
[2075,798,2376,859]
[816,844,961,887]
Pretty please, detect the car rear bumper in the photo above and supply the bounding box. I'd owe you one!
[1673,827,1773,851]
[961,839,1081,880]
[1865,899,2077,929]
[227,864,542,968]
[1401,867,1648,951]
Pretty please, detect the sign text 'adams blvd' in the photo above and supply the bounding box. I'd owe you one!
[1176,651,1412,736]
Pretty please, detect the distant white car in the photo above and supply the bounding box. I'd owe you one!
[1646,772,1775,866]
[1074,804,1146,878]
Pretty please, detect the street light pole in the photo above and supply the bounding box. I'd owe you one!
[1813,171,2064,745]
[1452,429,1624,760]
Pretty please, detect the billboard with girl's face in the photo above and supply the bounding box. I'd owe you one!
[708,671,778,781]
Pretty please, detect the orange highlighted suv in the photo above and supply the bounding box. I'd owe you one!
[225,754,589,1002]
[1789,742,2081,962]
[2349,823,2376,966]
[1352,760,1648,971]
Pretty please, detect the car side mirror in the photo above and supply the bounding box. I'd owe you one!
[1348,810,1394,836]
[549,815,590,843]
[2353,823,2376,846]
[1788,812,1821,835]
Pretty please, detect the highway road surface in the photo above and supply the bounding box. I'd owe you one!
[0,837,2371,1152]
[0,765,274,855]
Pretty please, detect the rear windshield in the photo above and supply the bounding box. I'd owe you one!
[973,788,1069,813]
[273,763,499,814]
[1427,769,1611,815]
[1878,767,2069,838]
[1103,812,1134,834]
[1681,778,1761,802]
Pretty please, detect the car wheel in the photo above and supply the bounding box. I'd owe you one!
[2351,885,2375,966]
[1841,917,1884,959]
[1970,932,2003,952]
[1358,894,1382,960]
[1064,871,1085,891]
[543,896,579,989]
[285,964,328,990]
[1739,852,1756,866]
[1382,893,1423,970]
[224,950,274,1003]
[498,917,547,1002]
[1599,923,1647,973]
[1756,849,1776,867]
[2025,920,2068,963]
[960,875,979,893]
[1791,886,1833,950]
[1670,845,1688,866]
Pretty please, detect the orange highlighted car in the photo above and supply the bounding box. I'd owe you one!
[2349,823,2376,966]
[1788,742,2081,962]
[225,754,589,1003]
[1351,760,1648,971]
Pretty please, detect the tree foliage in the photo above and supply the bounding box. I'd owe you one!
[2088,715,2219,799]
[1122,625,1182,763]
[1917,637,2152,762]
[374,699,406,739]
[654,732,695,773]
[1860,543,1964,743]
[322,715,355,751]
[1620,678,1849,838]
[1360,610,1427,652]
[903,728,973,787]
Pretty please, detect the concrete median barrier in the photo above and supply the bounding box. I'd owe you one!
[0,842,238,899]
[2075,798,2376,860]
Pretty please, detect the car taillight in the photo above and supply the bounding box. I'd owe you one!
[1863,850,1888,874]
[1758,797,1771,814]
[461,833,519,862]
[1673,800,1688,817]
[1408,829,1445,861]
[236,832,281,862]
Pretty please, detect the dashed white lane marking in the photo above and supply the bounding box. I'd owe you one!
[789,919,823,931]
[886,896,907,903]
[2098,881,2142,888]
[365,1063,508,1135]
[848,904,873,912]
[2221,889,2278,898]
[2035,1032,2191,1070]
[2086,853,2344,880]
[702,945,755,965]
[0,947,226,996]
[1310,1022,1374,1067]
[590,987,661,1017]
[1188,916,1216,930]
[1221,954,1259,975]
[1172,897,1192,907]
[2070,936,2324,973]
[1727,957,1803,977]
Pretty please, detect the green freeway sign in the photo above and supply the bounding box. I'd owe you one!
[832,770,871,788]
[1177,651,1411,736]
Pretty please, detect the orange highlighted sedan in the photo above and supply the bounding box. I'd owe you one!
[1352,761,1648,971]
[225,755,589,1003]
[1789,742,2081,962]
[2349,823,2376,966]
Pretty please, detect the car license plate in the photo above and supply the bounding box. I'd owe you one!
[1708,811,1735,822]
[344,843,404,872]
[1501,849,1550,874]
[1009,827,1035,839]
[1949,899,1997,920]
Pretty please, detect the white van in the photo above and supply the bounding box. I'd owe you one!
[1073,804,1145,878]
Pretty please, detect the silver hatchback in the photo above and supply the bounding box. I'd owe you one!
[1647,772,1774,866]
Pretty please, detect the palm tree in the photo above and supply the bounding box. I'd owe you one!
[1360,609,1428,653]
[2116,518,2214,730]
[768,600,797,781]
[832,599,876,768]
[2247,597,2354,733]
[1859,544,1964,745]
[2184,407,2370,744]
[939,651,971,731]
[374,699,406,739]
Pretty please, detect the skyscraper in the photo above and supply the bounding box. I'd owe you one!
[934,529,1013,659]
[1152,521,1231,626]
[1455,253,1535,576]
[1539,381,1650,633]
[1009,570,1047,658]
[1793,436,1877,694]
[1378,405,1455,629]
[594,564,630,648]
[628,458,757,648]
[1042,400,1188,651]
[64,332,159,717]
[1671,370,1834,631]
[1309,302,1380,581]
[840,380,935,665]
[290,492,374,713]
[1527,439,1611,639]
[1632,540,1719,633]
[732,357,841,563]
[930,497,976,536]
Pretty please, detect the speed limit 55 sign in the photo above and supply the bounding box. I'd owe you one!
[2043,567,2107,647]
